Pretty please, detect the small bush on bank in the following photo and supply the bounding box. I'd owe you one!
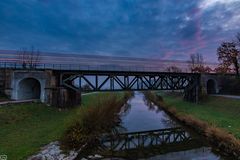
[61,92,133,152]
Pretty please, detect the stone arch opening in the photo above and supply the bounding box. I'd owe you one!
[207,79,216,94]
[17,78,41,100]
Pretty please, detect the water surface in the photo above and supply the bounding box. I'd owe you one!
[117,92,227,160]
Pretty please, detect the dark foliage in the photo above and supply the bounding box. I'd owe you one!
[217,42,239,76]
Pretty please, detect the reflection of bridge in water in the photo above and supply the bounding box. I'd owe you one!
[100,127,202,153]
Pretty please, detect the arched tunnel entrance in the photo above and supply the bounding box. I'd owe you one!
[207,79,216,94]
[17,78,41,100]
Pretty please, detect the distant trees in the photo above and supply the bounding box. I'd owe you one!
[217,41,239,76]
[81,84,92,91]
[191,66,212,73]
[190,53,204,69]
[166,66,182,73]
[17,46,41,69]
[216,32,240,76]
[189,53,211,73]
[214,65,232,74]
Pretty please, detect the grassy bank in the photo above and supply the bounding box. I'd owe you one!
[144,92,240,158]
[61,92,133,154]
[0,92,125,160]
[160,92,240,138]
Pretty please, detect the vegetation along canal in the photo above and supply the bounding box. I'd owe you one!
[99,92,230,159]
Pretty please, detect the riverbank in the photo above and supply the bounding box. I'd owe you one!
[144,91,240,159]
[0,92,125,160]
[61,91,134,158]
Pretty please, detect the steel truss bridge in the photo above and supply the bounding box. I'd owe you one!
[60,70,201,102]
[0,62,201,102]
[99,127,200,153]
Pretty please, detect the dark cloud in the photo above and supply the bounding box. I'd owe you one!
[0,0,239,62]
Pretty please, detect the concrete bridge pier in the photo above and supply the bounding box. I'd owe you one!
[50,87,81,108]
[183,85,200,103]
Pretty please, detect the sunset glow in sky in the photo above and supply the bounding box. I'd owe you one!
[0,0,240,62]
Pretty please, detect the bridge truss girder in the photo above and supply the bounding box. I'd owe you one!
[60,71,201,102]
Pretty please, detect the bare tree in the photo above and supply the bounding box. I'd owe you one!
[189,53,204,72]
[217,41,239,76]
[17,46,41,69]
[166,66,182,73]
[188,53,213,73]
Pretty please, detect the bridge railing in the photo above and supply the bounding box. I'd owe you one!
[0,61,188,73]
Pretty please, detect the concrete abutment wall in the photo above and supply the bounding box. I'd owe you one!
[0,69,81,107]
[200,73,236,95]
[11,70,48,102]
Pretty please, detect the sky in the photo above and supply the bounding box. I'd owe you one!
[0,0,240,62]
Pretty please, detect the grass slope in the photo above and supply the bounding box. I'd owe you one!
[159,93,240,139]
[0,92,123,160]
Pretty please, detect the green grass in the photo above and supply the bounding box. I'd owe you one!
[158,92,240,139]
[0,92,123,160]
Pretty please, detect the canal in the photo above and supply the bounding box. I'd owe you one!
[108,92,228,159]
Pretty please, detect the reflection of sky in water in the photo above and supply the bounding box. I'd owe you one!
[149,147,223,160]
[121,92,178,132]
[119,92,226,160]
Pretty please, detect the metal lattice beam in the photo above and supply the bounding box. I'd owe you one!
[60,71,201,102]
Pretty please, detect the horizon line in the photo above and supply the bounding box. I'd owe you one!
[0,49,218,65]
